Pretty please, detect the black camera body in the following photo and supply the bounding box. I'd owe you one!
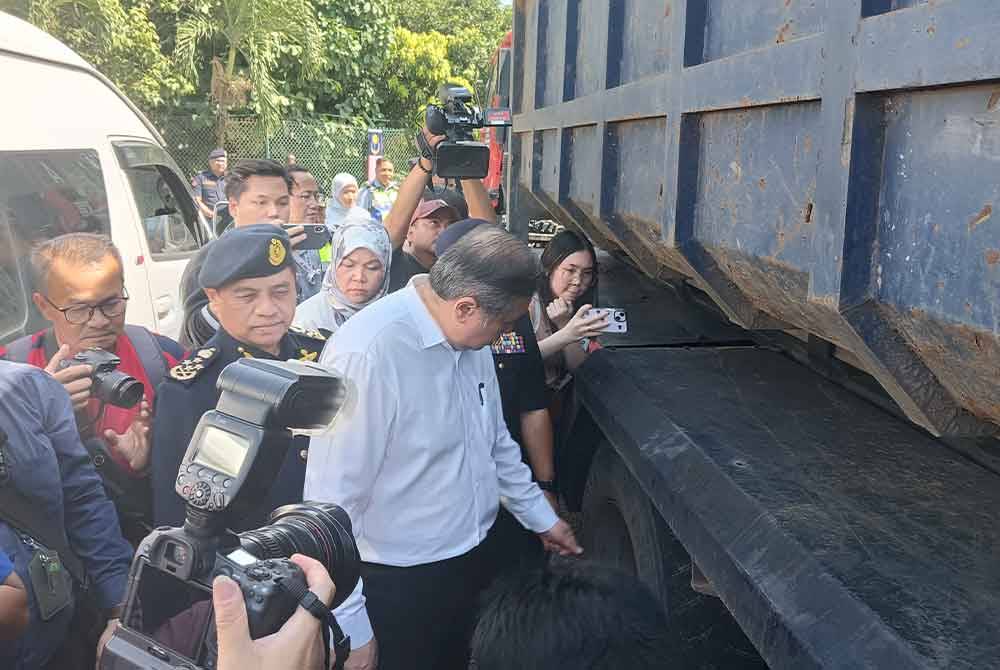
[99,359,357,670]
[58,347,144,408]
[425,84,512,179]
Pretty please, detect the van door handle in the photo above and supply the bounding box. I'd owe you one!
[154,295,173,319]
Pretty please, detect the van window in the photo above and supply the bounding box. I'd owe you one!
[115,142,205,259]
[0,149,111,341]
[123,165,200,257]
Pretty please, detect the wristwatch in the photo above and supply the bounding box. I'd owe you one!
[536,479,558,493]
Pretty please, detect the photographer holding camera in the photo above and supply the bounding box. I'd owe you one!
[212,554,335,670]
[0,233,184,541]
[382,103,498,294]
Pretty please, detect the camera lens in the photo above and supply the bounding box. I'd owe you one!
[238,502,360,609]
[93,370,144,408]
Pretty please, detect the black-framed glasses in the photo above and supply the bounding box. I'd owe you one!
[293,190,327,205]
[43,288,130,325]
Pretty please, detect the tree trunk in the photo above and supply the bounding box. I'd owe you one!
[215,45,239,148]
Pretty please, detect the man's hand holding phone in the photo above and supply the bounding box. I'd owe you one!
[282,224,330,250]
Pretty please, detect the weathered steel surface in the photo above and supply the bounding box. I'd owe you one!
[576,347,1000,669]
[512,0,1000,436]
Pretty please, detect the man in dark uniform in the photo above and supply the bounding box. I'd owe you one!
[434,220,556,574]
[191,148,228,221]
[151,225,327,531]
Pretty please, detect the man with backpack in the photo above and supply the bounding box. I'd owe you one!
[0,233,182,541]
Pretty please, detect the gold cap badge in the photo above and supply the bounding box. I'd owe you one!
[268,238,286,266]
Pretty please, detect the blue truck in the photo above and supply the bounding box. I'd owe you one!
[509,2,1000,668]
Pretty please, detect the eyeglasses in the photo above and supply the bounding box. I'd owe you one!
[293,190,327,205]
[44,288,130,325]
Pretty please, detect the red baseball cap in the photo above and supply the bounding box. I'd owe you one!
[410,199,460,225]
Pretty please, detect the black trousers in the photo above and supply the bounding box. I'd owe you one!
[361,534,498,670]
[481,507,546,578]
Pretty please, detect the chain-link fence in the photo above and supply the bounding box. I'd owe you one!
[155,113,414,193]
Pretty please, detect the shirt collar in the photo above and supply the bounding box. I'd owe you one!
[403,276,449,350]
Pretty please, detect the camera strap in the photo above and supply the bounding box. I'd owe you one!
[278,576,350,670]
[0,482,86,585]
[415,130,435,161]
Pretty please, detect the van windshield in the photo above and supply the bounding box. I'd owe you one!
[0,149,111,341]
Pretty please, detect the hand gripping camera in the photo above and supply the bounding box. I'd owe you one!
[58,348,144,408]
[423,84,512,179]
[100,358,359,670]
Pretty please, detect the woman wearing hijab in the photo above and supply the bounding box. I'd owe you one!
[295,218,393,333]
[324,173,368,232]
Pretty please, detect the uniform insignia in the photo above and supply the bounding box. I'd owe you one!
[298,349,318,362]
[168,347,218,383]
[288,324,328,342]
[491,331,526,355]
[237,347,255,359]
[268,238,286,266]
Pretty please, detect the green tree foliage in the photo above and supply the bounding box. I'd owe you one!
[2,0,193,111]
[174,0,325,136]
[300,0,395,122]
[378,27,460,127]
[390,0,511,108]
[5,0,511,125]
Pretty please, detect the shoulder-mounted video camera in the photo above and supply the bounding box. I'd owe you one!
[422,84,512,179]
[100,358,359,670]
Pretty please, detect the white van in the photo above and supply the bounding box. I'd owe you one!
[0,11,207,343]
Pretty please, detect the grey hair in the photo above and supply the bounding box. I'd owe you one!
[30,233,123,293]
[429,226,539,316]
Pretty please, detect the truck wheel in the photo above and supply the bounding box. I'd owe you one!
[580,443,766,669]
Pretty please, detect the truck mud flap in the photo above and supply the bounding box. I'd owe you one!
[574,347,1000,670]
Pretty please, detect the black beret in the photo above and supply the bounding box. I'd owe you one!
[208,148,227,159]
[199,224,294,289]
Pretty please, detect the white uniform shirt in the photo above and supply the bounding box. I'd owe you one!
[305,277,559,647]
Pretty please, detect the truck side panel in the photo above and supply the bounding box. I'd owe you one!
[512,0,1000,439]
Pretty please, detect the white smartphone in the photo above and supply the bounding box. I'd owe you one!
[585,308,628,333]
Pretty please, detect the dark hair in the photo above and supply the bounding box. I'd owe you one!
[429,226,538,316]
[284,164,313,191]
[538,229,598,308]
[224,159,293,201]
[423,187,469,220]
[30,233,123,292]
[375,157,393,169]
[471,562,670,670]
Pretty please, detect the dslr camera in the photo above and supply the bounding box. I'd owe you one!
[58,348,144,408]
[100,358,359,670]
[424,84,512,179]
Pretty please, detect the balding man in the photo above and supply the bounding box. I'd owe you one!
[306,226,582,670]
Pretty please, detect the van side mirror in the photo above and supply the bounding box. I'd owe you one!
[213,200,232,237]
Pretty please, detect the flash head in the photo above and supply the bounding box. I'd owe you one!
[177,359,344,526]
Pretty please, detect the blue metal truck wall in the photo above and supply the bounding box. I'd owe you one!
[511,0,1000,438]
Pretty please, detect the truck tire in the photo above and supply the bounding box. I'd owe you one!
[580,442,766,669]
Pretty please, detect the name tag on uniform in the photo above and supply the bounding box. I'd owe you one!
[203,179,217,187]
[492,331,526,354]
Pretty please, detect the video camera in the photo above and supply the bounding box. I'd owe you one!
[100,358,358,670]
[424,84,512,179]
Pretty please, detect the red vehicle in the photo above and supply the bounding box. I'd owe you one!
[483,31,512,214]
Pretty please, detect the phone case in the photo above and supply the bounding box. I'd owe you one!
[587,308,628,334]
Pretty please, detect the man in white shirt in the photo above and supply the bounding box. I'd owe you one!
[306,226,581,670]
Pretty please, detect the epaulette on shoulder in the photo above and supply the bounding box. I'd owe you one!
[168,346,219,384]
[288,324,329,342]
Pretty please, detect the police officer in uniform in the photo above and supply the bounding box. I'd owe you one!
[191,148,228,221]
[150,225,327,531]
